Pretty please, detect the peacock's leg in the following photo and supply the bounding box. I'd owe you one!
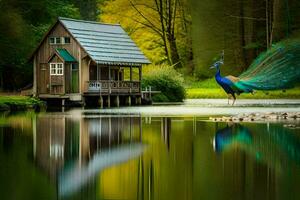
[227,94,233,105]
[232,94,236,106]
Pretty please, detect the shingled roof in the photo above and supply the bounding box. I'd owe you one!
[58,17,150,66]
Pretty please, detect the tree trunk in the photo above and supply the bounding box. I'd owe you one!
[167,34,182,68]
[180,0,194,74]
[158,0,171,64]
[239,0,247,70]
[247,0,258,64]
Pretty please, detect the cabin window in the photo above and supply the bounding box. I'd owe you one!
[57,63,63,75]
[50,36,70,45]
[71,63,78,70]
[64,37,70,44]
[50,64,56,75]
[50,63,64,75]
[49,37,55,44]
[55,37,61,44]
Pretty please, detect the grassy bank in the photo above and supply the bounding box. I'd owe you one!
[187,88,300,99]
[0,96,45,111]
[185,78,300,99]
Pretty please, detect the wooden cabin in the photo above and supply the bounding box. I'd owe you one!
[30,17,150,107]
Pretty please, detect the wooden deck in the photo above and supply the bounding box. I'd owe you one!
[38,80,144,107]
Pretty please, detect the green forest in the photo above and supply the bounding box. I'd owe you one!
[0,0,299,94]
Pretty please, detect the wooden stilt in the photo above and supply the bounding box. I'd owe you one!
[138,97,142,105]
[98,96,103,108]
[61,99,65,112]
[116,95,120,107]
[107,95,111,108]
[128,96,131,106]
[125,96,131,106]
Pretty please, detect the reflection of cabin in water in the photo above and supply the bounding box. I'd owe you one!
[30,17,150,107]
[35,114,142,182]
[33,114,174,198]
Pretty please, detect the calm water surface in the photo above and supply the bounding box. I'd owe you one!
[0,107,300,200]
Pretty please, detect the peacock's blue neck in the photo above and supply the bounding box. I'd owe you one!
[215,68,221,79]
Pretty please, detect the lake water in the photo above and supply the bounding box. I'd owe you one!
[1,103,300,200]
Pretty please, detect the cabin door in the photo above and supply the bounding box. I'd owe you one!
[89,64,97,80]
[71,63,79,93]
[39,63,49,94]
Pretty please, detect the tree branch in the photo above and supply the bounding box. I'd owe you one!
[129,0,162,33]
[226,14,266,21]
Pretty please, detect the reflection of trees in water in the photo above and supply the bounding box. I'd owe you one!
[3,114,300,200]
[214,122,300,170]
[100,116,195,200]
[161,118,171,150]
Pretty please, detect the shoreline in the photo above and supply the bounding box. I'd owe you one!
[1,97,299,113]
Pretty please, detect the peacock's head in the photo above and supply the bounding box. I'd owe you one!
[210,51,224,70]
[210,60,224,69]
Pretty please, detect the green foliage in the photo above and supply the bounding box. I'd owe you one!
[190,0,300,78]
[186,75,300,99]
[100,0,193,71]
[0,0,97,91]
[142,65,186,102]
[0,96,45,111]
[0,0,299,94]
[185,78,219,89]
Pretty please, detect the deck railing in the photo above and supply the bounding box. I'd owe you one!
[86,80,140,94]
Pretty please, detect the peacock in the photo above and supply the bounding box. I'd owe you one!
[210,40,300,105]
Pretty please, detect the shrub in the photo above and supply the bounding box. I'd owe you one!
[142,65,186,102]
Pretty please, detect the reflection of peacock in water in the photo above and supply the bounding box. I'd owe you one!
[213,123,300,170]
[211,40,300,105]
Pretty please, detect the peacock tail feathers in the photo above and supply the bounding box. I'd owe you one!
[234,40,300,92]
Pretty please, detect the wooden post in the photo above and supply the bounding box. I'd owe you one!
[33,55,37,96]
[117,67,120,94]
[107,95,111,108]
[138,96,142,105]
[117,67,120,81]
[129,66,133,94]
[62,99,65,112]
[98,96,103,108]
[96,63,99,81]
[78,47,82,93]
[126,96,131,106]
[130,66,132,81]
[128,96,131,106]
[139,66,142,93]
[108,65,111,94]
[63,63,66,94]
[116,95,120,107]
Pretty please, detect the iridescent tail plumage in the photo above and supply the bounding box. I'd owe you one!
[233,40,300,93]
